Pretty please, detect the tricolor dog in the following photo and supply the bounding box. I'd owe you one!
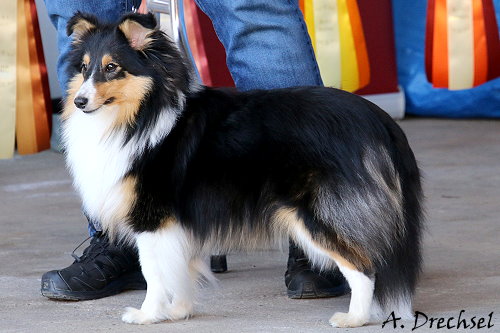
[62,12,423,328]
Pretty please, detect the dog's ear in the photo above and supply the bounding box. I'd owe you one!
[67,12,98,40]
[118,13,158,50]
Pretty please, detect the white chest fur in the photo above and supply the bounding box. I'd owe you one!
[63,107,137,230]
[63,106,178,233]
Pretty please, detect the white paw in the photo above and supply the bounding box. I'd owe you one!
[329,312,367,328]
[122,307,163,325]
[167,303,192,320]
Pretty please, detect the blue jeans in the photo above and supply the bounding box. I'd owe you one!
[193,0,322,90]
[45,0,322,235]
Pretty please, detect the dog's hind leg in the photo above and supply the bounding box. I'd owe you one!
[278,207,374,328]
[122,224,196,324]
[328,260,374,328]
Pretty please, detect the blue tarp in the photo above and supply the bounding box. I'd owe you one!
[392,0,500,117]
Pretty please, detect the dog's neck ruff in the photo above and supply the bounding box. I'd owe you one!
[63,102,180,230]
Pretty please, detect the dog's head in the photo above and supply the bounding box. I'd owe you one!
[64,12,192,126]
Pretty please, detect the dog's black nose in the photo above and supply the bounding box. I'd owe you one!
[74,96,88,109]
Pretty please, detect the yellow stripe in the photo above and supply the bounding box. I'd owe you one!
[304,0,316,52]
[447,0,474,90]
[313,0,342,88]
[337,0,359,92]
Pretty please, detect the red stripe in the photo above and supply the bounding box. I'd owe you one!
[425,0,436,84]
[354,0,398,95]
[194,5,234,87]
[473,0,488,86]
[482,0,500,81]
[184,0,210,85]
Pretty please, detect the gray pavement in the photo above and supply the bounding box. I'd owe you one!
[1,118,499,332]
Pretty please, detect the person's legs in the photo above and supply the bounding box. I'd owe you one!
[193,0,323,90]
[193,0,348,299]
[41,0,146,300]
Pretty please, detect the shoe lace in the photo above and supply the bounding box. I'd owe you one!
[71,232,110,263]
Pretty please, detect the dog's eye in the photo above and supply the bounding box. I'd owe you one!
[80,63,87,73]
[105,63,118,72]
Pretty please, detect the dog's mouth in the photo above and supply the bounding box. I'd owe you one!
[81,98,115,114]
[82,107,100,114]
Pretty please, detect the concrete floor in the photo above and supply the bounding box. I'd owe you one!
[0,118,499,332]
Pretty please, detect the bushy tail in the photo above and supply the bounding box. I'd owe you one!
[372,138,424,320]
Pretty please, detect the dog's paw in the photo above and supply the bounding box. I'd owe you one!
[329,312,367,328]
[166,302,193,320]
[122,307,163,325]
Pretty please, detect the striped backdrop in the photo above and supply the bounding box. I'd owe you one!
[426,0,500,90]
[300,0,370,92]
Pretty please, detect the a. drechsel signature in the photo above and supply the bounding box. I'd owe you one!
[382,310,495,330]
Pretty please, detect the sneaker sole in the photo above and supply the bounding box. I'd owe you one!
[41,271,146,301]
[287,281,350,299]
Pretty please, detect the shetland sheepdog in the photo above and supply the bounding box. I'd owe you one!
[62,12,423,328]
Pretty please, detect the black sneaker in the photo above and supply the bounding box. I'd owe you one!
[285,241,350,299]
[41,232,146,301]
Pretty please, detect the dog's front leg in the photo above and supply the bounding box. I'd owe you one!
[122,224,195,324]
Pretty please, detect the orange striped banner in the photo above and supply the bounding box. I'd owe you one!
[426,0,500,89]
[301,0,370,92]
